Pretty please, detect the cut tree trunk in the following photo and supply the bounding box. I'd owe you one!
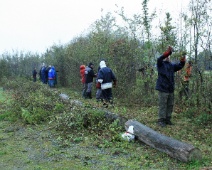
[125,120,202,162]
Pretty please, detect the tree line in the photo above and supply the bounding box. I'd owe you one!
[0,0,211,116]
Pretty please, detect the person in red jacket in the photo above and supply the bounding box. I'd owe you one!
[80,65,86,98]
[179,60,192,98]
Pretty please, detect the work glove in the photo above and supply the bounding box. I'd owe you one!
[163,46,174,58]
[180,51,187,62]
[113,80,117,88]
[180,56,186,62]
[96,82,101,89]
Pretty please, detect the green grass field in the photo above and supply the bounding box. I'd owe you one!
[0,84,211,170]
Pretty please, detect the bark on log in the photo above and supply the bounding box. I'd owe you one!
[125,120,202,162]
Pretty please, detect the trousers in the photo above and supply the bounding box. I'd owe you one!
[158,91,174,119]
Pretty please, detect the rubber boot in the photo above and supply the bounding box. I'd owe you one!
[166,117,174,125]
[85,92,89,99]
[157,118,166,127]
[88,92,92,99]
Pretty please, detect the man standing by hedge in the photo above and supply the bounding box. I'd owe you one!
[97,60,117,107]
[32,68,37,82]
[156,46,186,127]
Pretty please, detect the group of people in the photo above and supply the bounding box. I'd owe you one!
[32,63,57,88]
[79,47,190,127]
[80,60,117,108]
[33,46,191,127]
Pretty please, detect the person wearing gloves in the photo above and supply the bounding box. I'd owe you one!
[97,60,117,107]
[156,46,186,127]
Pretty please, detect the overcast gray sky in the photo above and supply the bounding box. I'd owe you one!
[0,0,189,55]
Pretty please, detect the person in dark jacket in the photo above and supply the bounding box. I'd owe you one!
[97,61,117,107]
[85,62,96,99]
[32,68,37,82]
[40,63,47,84]
[156,46,185,127]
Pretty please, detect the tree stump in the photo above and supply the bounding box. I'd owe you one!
[125,120,202,162]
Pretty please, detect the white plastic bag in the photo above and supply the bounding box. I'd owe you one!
[121,125,135,141]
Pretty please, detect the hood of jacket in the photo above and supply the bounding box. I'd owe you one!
[100,61,106,69]
[80,65,85,70]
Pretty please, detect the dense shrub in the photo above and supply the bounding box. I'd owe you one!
[1,78,69,124]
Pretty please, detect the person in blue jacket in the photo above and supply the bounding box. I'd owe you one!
[97,60,117,107]
[156,46,186,127]
[48,66,56,88]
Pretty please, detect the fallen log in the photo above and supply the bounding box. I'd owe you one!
[59,93,70,100]
[104,110,127,127]
[59,93,83,106]
[125,120,202,162]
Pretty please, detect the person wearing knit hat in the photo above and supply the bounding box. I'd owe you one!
[97,60,117,107]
